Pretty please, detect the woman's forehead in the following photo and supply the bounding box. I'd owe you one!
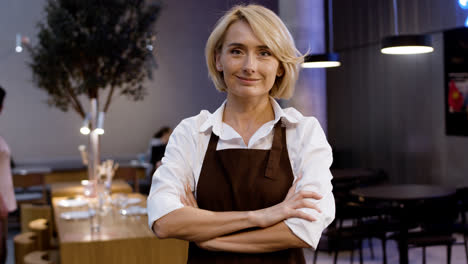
[222,20,267,48]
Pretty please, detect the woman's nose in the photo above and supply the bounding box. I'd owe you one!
[242,55,257,74]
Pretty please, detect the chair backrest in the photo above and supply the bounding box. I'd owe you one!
[412,194,458,233]
[456,186,468,223]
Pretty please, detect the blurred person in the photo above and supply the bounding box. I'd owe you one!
[148,126,172,170]
[0,86,16,264]
[147,5,335,263]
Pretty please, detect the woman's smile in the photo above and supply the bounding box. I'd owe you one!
[235,75,261,85]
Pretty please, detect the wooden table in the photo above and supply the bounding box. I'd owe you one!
[53,193,188,264]
[351,184,456,264]
[50,180,133,197]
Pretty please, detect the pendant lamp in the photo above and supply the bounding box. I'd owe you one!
[381,0,434,55]
[302,0,341,68]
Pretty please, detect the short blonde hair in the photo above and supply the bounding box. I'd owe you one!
[205,4,303,99]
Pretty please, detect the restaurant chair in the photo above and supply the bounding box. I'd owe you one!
[387,195,458,264]
[14,232,37,264]
[20,204,52,234]
[28,219,50,251]
[313,200,393,264]
[23,250,59,264]
[453,186,468,264]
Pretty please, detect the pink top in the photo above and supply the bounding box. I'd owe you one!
[0,136,16,212]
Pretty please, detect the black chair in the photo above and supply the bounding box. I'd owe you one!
[314,200,395,264]
[387,195,458,264]
[453,186,468,264]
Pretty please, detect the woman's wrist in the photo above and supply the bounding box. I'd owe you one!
[247,210,260,227]
[248,207,273,228]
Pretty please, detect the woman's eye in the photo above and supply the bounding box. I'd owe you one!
[230,49,242,55]
[260,50,272,56]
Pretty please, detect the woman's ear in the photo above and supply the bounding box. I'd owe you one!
[276,64,284,77]
[215,53,223,72]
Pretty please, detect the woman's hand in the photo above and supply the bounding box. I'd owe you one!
[250,175,322,228]
[180,182,198,208]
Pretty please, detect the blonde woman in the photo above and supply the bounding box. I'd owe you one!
[147,4,335,263]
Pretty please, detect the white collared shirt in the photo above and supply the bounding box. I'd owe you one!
[147,98,335,250]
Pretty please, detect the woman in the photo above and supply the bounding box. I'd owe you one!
[147,4,335,263]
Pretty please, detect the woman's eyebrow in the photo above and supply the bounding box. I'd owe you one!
[227,43,270,50]
[227,43,245,48]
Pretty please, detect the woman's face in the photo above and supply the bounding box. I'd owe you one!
[216,20,283,99]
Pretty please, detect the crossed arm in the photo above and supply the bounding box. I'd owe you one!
[152,177,322,253]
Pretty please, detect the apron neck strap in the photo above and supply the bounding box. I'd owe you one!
[265,120,285,179]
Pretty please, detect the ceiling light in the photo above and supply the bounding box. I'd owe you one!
[302,0,341,68]
[381,0,433,55]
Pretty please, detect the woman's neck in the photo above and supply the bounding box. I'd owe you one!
[223,94,275,145]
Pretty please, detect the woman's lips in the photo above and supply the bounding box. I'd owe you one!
[236,76,260,84]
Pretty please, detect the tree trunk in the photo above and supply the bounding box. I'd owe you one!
[88,98,100,186]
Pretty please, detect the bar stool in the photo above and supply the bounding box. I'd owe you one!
[20,204,52,234]
[28,219,50,251]
[24,250,59,264]
[14,232,37,264]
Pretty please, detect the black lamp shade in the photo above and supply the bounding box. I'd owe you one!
[304,53,340,63]
[302,53,341,68]
[381,34,433,54]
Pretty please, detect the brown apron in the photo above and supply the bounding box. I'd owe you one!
[187,121,306,264]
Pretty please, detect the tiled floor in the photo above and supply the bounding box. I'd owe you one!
[4,229,468,264]
[314,235,467,264]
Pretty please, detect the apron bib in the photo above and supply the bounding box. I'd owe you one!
[187,121,305,264]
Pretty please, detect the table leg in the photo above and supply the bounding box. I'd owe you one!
[397,227,409,264]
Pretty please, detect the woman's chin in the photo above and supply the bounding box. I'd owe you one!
[227,88,270,99]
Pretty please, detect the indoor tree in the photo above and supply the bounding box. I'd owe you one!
[27,0,161,180]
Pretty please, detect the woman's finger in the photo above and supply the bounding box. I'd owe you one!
[294,190,322,200]
[180,194,188,206]
[187,189,198,208]
[189,194,198,208]
[184,182,198,208]
[291,210,317,222]
[292,200,322,213]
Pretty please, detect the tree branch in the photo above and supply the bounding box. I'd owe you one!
[103,84,115,113]
[61,62,86,118]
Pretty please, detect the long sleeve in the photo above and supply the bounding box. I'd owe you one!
[147,119,197,228]
[284,116,335,250]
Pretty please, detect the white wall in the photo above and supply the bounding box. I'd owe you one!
[0,0,240,164]
[279,0,327,132]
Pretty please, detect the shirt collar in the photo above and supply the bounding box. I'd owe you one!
[199,97,299,136]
